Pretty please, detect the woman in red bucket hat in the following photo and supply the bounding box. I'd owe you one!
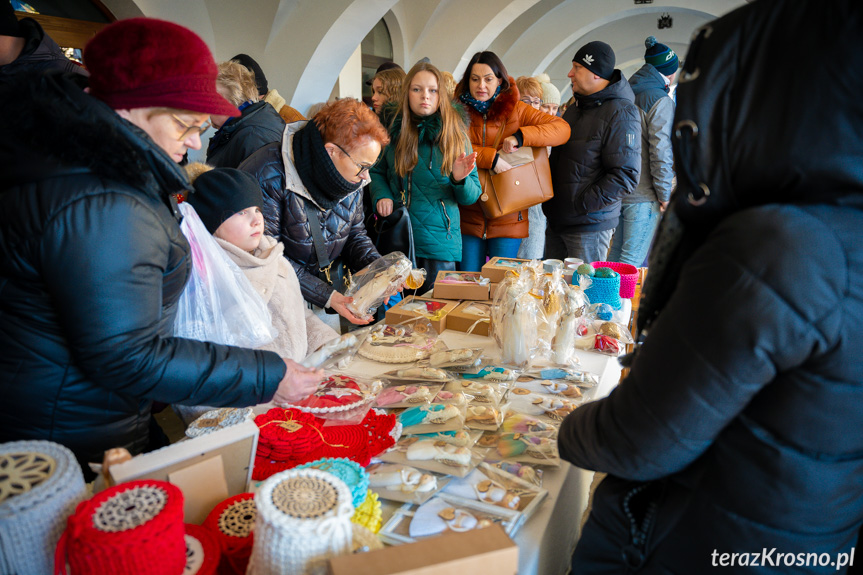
[0,17,322,478]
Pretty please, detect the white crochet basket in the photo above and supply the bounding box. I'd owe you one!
[0,440,87,575]
[247,468,354,575]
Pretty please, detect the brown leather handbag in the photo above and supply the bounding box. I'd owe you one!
[476,126,554,219]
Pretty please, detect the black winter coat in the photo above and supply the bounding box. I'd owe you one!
[239,122,380,308]
[206,100,286,169]
[544,70,641,231]
[0,72,285,470]
[559,1,863,572]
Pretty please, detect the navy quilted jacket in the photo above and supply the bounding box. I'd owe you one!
[239,122,380,308]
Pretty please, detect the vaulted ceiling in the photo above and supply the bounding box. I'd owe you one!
[101,0,748,114]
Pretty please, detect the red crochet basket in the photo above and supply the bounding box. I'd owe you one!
[591,261,639,299]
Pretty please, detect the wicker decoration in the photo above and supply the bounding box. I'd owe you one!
[296,458,370,508]
[247,469,354,575]
[351,490,382,534]
[55,480,186,575]
[0,441,86,575]
[185,407,254,438]
[183,523,221,575]
[201,493,256,575]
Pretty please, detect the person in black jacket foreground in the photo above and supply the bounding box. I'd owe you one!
[0,18,322,478]
[559,1,863,573]
[240,98,390,325]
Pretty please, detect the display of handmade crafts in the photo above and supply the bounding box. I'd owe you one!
[437,272,490,285]
[374,385,435,407]
[491,433,559,463]
[368,464,438,494]
[398,403,462,428]
[186,407,254,438]
[406,439,472,467]
[389,366,450,381]
[427,348,483,369]
[443,469,524,510]
[461,366,517,382]
[507,387,576,420]
[202,492,256,575]
[345,253,417,321]
[357,320,443,363]
[300,331,362,369]
[453,380,500,404]
[408,497,498,538]
[464,405,503,430]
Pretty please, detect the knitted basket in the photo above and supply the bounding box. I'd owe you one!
[247,468,354,575]
[56,480,186,575]
[575,273,622,310]
[0,440,87,575]
[184,523,221,575]
[591,261,639,298]
[202,492,256,575]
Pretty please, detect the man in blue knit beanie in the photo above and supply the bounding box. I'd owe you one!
[607,36,679,267]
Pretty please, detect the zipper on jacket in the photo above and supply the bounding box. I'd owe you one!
[440,200,452,239]
[482,114,488,147]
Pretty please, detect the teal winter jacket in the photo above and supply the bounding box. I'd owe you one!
[370,110,481,262]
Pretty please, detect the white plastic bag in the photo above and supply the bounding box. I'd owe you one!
[174,202,276,348]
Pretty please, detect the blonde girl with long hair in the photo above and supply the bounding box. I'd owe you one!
[370,62,482,291]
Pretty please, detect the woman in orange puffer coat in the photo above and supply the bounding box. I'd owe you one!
[455,51,570,271]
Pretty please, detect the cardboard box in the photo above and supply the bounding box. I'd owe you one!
[385,295,459,333]
[432,271,490,301]
[328,525,517,575]
[481,257,531,283]
[490,282,501,300]
[446,300,493,337]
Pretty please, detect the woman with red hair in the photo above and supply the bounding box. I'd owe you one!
[240,98,391,324]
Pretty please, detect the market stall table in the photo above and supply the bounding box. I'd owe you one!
[344,314,627,575]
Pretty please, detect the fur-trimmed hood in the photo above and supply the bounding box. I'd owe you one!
[461,76,520,124]
[0,70,191,201]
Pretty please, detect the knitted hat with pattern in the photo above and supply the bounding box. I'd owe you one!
[84,18,239,116]
[644,36,679,76]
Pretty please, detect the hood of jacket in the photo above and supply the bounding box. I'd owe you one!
[629,64,668,97]
[461,77,519,124]
[280,120,318,207]
[0,70,190,203]
[638,0,863,334]
[575,70,636,110]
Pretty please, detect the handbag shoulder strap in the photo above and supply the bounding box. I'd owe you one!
[491,121,506,151]
[302,199,330,269]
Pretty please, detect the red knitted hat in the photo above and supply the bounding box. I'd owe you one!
[84,17,239,116]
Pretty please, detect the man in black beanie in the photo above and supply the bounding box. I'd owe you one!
[543,40,641,265]
[0,0,87,84]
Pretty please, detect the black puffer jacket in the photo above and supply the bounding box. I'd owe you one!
[0,18,88,84]
[0,72,285,470]
[560,1,863,572]
[545,70,641,231]
[239,122,380,308]
[206,100,285,169]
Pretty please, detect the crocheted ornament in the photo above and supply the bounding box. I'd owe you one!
[202,492,256,575]
[55,480,186,575]
[357,323,443,363]
[351,490,382,534]
[184,523,221,575]
[296,458,370,508]
[247,469,354,575]
[186,407,253,438]
[0,441,87,575]
[285,375,371,414]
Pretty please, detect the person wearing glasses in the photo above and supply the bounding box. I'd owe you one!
[240,98,390,325]
[206,59,286,169]
[0,17,324,478]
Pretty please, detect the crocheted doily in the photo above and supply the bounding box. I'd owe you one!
[218,497,257,538]
[184,524,220,575]
[186,407,254,438]
[93,485,168,532]
[296,458,369,509]
[0,451,56,504]
[271,475,340,520]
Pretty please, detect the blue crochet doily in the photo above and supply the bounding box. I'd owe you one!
[295,457,369,508]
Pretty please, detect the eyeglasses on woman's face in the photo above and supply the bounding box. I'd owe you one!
[520,96,541,109]
[171,114,212,141]
[334,142,379,177]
